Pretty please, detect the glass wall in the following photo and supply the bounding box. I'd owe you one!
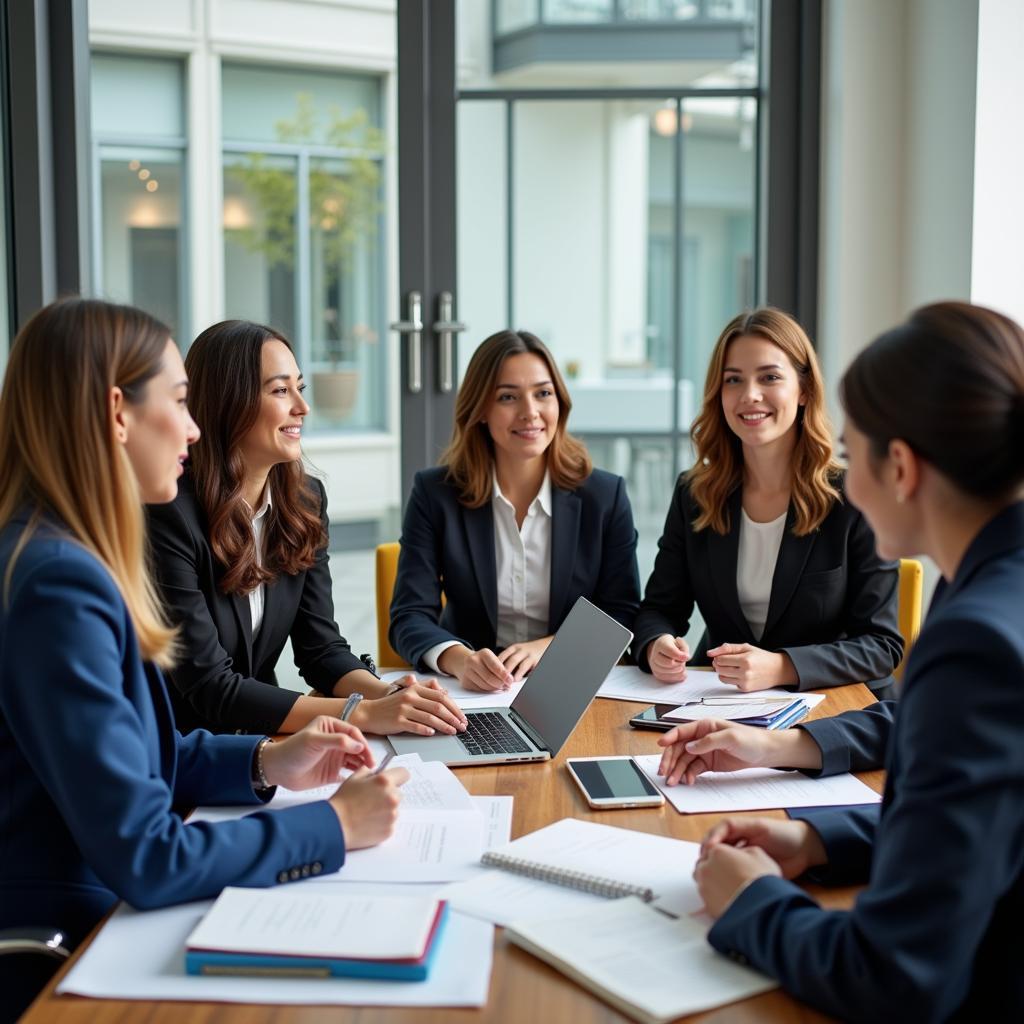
[91,55,187,340]
[221,64,386,432]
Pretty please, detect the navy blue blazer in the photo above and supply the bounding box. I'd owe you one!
[634,478,903,694]
[146,473,364,735]
[708,501,1024,1021]
[0,517,345,955]
[389,466,641,670]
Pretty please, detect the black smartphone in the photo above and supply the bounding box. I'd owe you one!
[627,704,682,731]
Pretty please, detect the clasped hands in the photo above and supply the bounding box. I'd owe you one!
[438,637,553,692]
[646,634,797,690]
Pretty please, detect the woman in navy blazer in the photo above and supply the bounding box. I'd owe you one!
[0,300,407,1014]
[686,302,1024,1021]
[147,320,464,738]
[635,308,903,697]
[389,330,641,690]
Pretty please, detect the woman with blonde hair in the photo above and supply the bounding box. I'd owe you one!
[389,329,641,691]
[635,308,903,697]
[0,298,407,1016]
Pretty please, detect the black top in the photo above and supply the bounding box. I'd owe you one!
[388,466,641,670]
[146,473,364,734]
[634,477,903,693]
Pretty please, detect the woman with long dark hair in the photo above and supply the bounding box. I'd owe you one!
[635,308,903,697]
[388,329,641,691]
[0,299,407,1017]
[147,320,466,736]
[687,301,1024,1020]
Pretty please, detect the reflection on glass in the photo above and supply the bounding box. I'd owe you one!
[100,148,184,336]
[221,67,386,433]
[223,154,298,346]
[543,0,611,22]
[308,157,383,431]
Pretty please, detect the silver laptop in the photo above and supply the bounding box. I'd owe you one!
[389,597,632,767]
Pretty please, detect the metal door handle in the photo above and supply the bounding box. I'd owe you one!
[432,291,467,394]
[390,291,424,394]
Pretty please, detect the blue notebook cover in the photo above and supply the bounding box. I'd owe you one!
[738,698,809,729]
[185,902,449,980]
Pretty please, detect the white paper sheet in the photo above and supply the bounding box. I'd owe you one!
[439,869,608,927]
[507,897,776,1020]
[186,887,439,959]
[596,664,826,711]
[380,669,525,709]
[58,884,493,1007]
[663,698,810,722]
[485,818,702,918]
[633,754,882,813]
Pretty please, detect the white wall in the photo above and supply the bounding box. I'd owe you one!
[971,0,1024,326]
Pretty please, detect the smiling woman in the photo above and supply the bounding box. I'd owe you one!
[389,329,642,691]
[145,319,467,740]
[634,308,904,698]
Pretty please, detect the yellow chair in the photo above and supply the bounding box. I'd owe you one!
[375,542,408,669]
[895,558,924,679]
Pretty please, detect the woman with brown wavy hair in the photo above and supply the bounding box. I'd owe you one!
[388,329,641,691]
[634,308,903,698]
[146,320,466,737]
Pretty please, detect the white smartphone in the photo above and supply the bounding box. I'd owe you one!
[565,756,665,809]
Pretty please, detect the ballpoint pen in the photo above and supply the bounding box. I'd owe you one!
[369,750,395,776]
[675,696,793,707]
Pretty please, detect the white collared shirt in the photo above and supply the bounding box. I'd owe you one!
[736,507,787,641]
[423,471,553,670]
[247,486,272,638]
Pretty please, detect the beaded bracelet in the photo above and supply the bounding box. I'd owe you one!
[253,736,273,791]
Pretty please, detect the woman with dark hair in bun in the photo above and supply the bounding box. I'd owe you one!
[677,302,1024,1021]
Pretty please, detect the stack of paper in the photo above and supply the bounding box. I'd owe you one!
[633,754,882,814]
[189,754,514,883]
[185,888,449,980]
[596,664,826,712]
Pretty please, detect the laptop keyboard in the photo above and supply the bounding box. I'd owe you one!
[457,711,533,756]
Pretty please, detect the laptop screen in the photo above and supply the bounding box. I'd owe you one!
[509,598,632,755]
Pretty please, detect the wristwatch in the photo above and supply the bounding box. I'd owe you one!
[340,692,364,722]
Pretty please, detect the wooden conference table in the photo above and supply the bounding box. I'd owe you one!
[25,682,880,1024]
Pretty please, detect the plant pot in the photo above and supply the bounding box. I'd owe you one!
[312,369,360,422]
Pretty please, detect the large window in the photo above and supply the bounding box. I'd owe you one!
[91,55,187,340]
[222,64,386,432]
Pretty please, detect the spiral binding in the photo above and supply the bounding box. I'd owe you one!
[480,852,655,903]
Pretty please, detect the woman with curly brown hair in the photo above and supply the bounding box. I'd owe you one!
[147,320,467,738]
[634,308,903,697]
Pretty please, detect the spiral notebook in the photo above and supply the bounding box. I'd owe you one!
[475,818,703,919]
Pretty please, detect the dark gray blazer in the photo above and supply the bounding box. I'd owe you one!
[146,473,363,735]
[634,477,903,693]
[389,466,641,670]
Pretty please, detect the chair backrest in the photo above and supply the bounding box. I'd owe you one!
[375,542,407,669]
[895,558,924,680]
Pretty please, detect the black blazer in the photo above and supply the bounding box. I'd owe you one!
[707,501,1024,1021]
[146,474,364,734]
[634,477,903,693]
[389,466,641,670]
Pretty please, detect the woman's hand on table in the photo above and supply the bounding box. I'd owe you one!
[707,643,797,691]
[656,719,823,785]
[351,676,467,736]
[498,636,552,681]
[647,634,690,682]
[439,644,514,692]
[694,816,828,918]
[262,715,374,790]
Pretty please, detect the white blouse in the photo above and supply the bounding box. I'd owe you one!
[424,471,553,669]
[736,508,787,641]
[247,487,272,638]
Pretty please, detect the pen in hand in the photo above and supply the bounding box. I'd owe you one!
[369,750,395,776]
